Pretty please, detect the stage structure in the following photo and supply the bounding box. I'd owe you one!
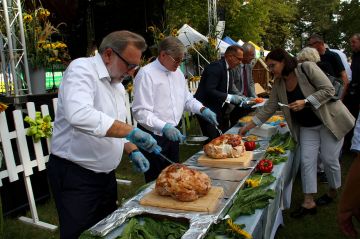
[0,0,32,99]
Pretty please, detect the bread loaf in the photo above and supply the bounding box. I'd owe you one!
[203,134,245,159]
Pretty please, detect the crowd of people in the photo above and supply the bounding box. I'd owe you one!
[46,29,360,238]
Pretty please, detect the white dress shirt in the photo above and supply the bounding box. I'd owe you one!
[132,58,203,135]
[51,53,127,173]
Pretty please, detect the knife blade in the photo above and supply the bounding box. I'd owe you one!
[157,152,177,164]
[215,124,223,135]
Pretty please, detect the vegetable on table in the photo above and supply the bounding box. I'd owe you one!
[256,159,273,173]
[254,98,264,103]
[244,141,256,151]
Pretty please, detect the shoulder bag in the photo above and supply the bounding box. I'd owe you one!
[301,64,344,101]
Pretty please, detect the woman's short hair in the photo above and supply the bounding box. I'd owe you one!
[265,48,297,76]
[297,47,321,63]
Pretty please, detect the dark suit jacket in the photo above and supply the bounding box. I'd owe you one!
[194,59,231,117]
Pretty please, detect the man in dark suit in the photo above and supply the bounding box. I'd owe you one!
[194,45,244,141]
[229,42,257,127]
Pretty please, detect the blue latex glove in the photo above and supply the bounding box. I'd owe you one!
[162,123,186,142]
[229,94,243,105]
[126,128,161,154]
[129,150,150,172]
[200,108,219,125]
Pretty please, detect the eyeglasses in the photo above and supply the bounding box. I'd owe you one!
[111,48,139,71]
[167,54,184,64]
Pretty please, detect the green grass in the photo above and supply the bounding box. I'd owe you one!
[275,152,360,239]
[1,117,358,238]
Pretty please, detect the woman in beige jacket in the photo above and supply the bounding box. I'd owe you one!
[240,48,355,218]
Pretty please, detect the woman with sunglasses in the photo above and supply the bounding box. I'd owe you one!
[239,48,355,218]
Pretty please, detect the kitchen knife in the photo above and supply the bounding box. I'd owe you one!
[215,124,223,135]
[157,152,177,164]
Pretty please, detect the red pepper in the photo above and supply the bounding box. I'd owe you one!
[244,141,256,151]
[256,159,273,173]
[279,122,286,128]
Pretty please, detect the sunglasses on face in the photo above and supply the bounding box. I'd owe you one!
[111,48,140,71]
[167,54,184,64]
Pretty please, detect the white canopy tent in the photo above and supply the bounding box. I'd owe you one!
[177,24,230,54]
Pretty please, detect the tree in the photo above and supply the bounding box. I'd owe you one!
[221,0,270,44]
[295,0,341,47]
[338,0,360,54]
[261,0,297,51]
[164,0,208,34]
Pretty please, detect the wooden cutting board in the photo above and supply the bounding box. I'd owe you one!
[197,151,253,168]
[140,186,224,213]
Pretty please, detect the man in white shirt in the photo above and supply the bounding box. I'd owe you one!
[48,31,161,239]
[132,36,218,182]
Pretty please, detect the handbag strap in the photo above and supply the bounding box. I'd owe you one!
[301,63,339,101]
[300,64,316,89]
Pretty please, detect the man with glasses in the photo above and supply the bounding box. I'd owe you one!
[48,31,161,238]
[229,42,257,127]
[308,34,349,100]
[132,36,218,182]
[195,45,245,141]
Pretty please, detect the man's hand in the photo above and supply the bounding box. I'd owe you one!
[126,128,161,153]
[162,123,186,142]
[129,150,150,172]
[200,108,218,125]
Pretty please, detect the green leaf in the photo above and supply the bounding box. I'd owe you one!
[26,126,38,136]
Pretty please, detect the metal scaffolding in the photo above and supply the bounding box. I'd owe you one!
[207,0,217,35]
[0,0,31,97]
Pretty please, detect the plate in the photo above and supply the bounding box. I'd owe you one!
[242,134,265,142]
[185,136,208,143]
[251,98,268,108]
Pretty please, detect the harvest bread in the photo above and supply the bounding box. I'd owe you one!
[203,134,245,159]
[155,164,211,202]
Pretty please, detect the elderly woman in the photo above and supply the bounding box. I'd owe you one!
[239,48,355,218]
[297,47,334,76]
[297,47,335,184]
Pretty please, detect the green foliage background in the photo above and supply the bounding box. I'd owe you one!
[163,0,359,54]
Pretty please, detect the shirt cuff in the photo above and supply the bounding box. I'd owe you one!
[225,94,232,104]
[98,114,115,137]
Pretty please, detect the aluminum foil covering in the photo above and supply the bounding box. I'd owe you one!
[87,140,268,239]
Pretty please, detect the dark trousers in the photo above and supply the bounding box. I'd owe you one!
[137,124,179,183]
[343,95,360,151]
[196,115,221,144]
[47,154,117,239]
[196,108,231,144]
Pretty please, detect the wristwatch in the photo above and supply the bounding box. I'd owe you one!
[304,99,309,105]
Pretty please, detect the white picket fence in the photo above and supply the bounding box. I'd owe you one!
[0,92,139,231]
[0,99,58,230]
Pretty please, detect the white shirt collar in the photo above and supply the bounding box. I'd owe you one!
[225,59,230,70]
[154,58,171,73]
[94,52,111,82]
